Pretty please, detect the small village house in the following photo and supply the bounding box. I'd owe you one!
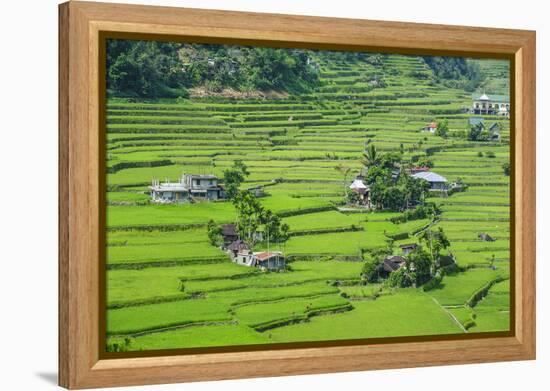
[349,176,371,207]
[471,93,510,116]
[254,252,286,271]
[422,121,438,133]
[411,171,448,191]
[148,180,189,203]
[399,243,418,255]
[230,249,285,271]
[247,185,265,198]
[150,174,225,203]
[468,117,501,142]
[226,239,250,258]
[468,116,485,129]
[478,233,496,242]
[221,224,238,245]
[235,249,255,267]
[377,255,406,278]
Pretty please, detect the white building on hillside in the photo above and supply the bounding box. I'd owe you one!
[150,174,225,203]
[472,93,510,116]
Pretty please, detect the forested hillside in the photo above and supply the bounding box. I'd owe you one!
[107,40,484,98]
[107,40,320,98]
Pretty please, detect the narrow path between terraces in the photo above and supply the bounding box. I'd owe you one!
[430,296,468,333]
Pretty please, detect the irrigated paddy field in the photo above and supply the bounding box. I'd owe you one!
[105,53,511,351]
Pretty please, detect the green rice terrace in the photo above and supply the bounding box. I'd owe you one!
[105,50,511,352]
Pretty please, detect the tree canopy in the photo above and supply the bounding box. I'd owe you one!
[422,56,483,91]
[107,40,320,98]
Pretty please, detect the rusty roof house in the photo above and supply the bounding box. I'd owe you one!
[230,249,286,271]
[253,252,286,271]
[422,121,438,133]
[378,255,406,278]
[221,224,239,245]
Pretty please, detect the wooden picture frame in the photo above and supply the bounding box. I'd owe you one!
[59,1,536,388]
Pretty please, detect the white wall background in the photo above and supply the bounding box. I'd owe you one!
[0,0,547,389]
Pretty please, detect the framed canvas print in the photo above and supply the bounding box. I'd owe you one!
[59,1,536,389]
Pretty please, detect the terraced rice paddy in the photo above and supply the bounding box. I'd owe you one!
[105,53,511,351]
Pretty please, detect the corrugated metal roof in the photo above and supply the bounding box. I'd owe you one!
[349,179,368,190]
[412,171,448,183]
[468,117,485,126]
[254,252,283,261]
[150,183,188,191]
[472,93,509,102]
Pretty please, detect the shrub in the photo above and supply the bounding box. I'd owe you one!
[390,203,440,224]
[387,268,414,288]
[422,270,443,291]
[361,258,381,283]
[106,337,133,352]
[502,162,510,176]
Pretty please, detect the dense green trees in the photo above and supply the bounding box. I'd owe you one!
[389,203,440,224]
[422,56,483,91]
[362,145,430,211]
[206,219,223,246]
[232,191,264,247]
[107,40,320,97]
[223,160,250,200]
[231,191,290,250]
[419,227,450,263]
[467,123,490,141]
[361,258,381,283]
[107,40,189,98]
[434,119,449,138]
[107,39,486,98]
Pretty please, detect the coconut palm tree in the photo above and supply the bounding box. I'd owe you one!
[362,143,381,169]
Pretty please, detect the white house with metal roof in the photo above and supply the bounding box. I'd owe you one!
[411,171,448,190]
[472,93,510,116]
[349,177,371,206]
[150,174,225,203]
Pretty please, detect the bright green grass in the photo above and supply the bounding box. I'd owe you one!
[427,268,506,306]
[283,210,368,231]
[124,324,270,350]
[107,262,257,306]
[107,228,209,246]
[182,261,363,293]
[106,242,225,265]
[103,53,512,350]
[448,307,475,329]
[470,299,510,333]
[268,289,462,342]
[209,282,339,307]
[338,284,383,298]
[107,299,232,335]
[284,230,384,255]
[234,294,349,328]
[107,191,150,203]
[107,203,236,228]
